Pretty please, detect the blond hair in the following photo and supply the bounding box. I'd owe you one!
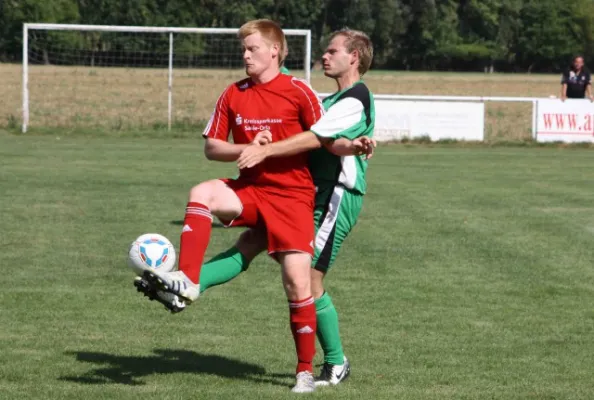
[238,19,286,66]
[329,29,373,75]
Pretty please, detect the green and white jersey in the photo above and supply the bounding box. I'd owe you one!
[309,81,375,195]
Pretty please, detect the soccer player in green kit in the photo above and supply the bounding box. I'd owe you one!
[139,28,375,387]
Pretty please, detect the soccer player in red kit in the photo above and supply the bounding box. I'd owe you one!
[141,19,323,393]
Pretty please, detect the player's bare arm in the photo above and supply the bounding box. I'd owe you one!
[237,130,325,169]
[325,137,376,159]
[204,138,250,162]
[250,130,273,145]
[237,131,375,169]
[205,130,272,162]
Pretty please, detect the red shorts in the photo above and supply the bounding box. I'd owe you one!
[219,179,315,257]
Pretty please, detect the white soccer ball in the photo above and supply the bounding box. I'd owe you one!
[128,233,176,276]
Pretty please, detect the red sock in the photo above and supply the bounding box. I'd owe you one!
[289,297,317,374]
[178,202,212,284]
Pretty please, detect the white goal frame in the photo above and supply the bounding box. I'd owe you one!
[22,23,312,133]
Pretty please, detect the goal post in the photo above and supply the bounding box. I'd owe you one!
[22,23,312,133]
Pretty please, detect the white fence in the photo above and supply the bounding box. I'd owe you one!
[320,94,594,143]
[320,93,538,142]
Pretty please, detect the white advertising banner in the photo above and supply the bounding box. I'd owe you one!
[536,99,594,143]
[373,100,485,142]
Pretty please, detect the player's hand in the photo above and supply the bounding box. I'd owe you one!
[361,137,377,160]
[252,130,272,145]
[352,137,377,160]
[238,144,270,169]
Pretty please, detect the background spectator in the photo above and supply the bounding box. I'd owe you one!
[561,55,593,101]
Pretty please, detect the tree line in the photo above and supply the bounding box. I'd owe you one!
[1,0,594,72]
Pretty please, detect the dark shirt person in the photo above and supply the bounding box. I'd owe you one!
[561,55,593,101]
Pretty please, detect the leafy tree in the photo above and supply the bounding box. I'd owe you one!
[3,0,594,71]
[1,0,79,62]
[515,0,585,71]
[369,0,406,67]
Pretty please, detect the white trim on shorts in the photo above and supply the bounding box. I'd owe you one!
[315,185,345,252]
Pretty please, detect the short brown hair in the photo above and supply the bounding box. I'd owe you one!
[238,19,286,66]
[329,29,373,75]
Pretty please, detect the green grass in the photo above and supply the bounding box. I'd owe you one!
[1,131,594,399]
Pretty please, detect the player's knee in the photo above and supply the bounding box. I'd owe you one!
[279,252,313,300]
[283,276,311,301]
[188,180,220,207]
[284,283,310,301]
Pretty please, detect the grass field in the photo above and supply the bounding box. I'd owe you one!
[0,63,564,141]
[2,131,594,399]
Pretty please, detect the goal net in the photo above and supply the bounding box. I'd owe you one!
[22,24,312,133]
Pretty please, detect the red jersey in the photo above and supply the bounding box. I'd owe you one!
[202,73,324,191]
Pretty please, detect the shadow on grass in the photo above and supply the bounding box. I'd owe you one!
[170,220,226,228]
[60,348,292,387]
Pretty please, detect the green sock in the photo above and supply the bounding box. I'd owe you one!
[199,246,250,293]
[315,292,345,365]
